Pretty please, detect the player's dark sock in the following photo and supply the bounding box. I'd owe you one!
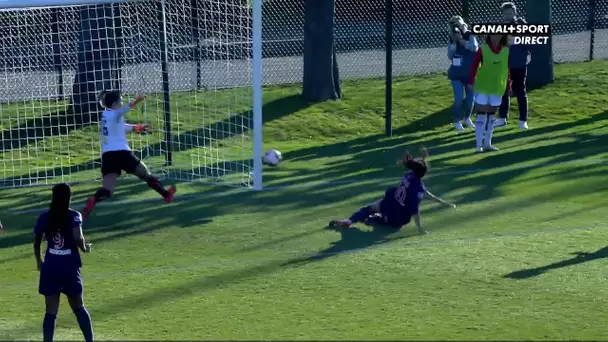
[73,307,94,342]
[42,313,56,342]
[93,187,111,203]
[146,176,170,198]
[349,205,373,223]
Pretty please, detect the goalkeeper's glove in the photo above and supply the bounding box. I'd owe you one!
[133,124,149,133]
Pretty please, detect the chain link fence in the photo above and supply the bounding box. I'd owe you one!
[1,0,606,98]
[262,0,608,85]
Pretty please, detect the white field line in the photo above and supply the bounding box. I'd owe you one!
[0,223,605,290]
[6,157,608,216]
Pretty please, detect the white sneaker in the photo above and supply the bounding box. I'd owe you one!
[484,145,499,151]
[455,122,464,132]
[475,147,484,153]
[520,121,528,129]
[494,118,507,128]
[463,118,475,129]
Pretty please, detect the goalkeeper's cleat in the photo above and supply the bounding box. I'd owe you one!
[164,185,177,203]
[328,219,352,229]
[475,146,484,153]
[81,197,96,221]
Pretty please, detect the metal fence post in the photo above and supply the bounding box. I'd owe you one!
[385,0,393,137]
[587,0,597,60]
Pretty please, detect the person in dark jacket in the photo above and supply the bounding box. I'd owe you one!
[447,16,479,132]
[495,2,531,130]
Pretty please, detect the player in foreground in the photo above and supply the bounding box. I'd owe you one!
[329,149,456,234]
[82,90,176,221]
[34,183,94,342]
[468,32,511,152]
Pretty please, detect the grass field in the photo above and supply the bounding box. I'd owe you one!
[1,60,608,340]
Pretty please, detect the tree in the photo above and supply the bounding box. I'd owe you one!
[525,0,554,90]
[302,0,341,102]
[70,4,119,124]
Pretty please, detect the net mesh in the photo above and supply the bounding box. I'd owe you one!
[0,0,254,188]
[1,0,607,188]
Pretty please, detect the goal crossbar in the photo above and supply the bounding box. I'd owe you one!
[0,0,143,9]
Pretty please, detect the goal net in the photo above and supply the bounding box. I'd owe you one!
[0,0,263,189]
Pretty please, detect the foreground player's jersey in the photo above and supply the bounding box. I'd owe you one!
[34,209,83,270]
[395,171,426,214]
[101,106,131,153]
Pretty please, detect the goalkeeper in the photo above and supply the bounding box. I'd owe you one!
[82,90,176,221]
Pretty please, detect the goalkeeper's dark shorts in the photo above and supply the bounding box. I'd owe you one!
[101,150,140,176]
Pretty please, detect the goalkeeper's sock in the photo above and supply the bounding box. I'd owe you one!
[475,113,487,149]
[82,188,111,221]
[93,188,111,202]
[146,176,171,199]
[349,205,373,223]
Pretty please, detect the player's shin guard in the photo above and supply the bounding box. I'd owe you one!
[475,113,487,149]
[73,307,94,342]
[485,113,496,147]
[42,313,56,342]
[349,205,373,223]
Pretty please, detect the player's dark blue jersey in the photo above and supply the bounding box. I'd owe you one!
[379,171,426,228]
[396,171,425,215]
[34,209,83,270]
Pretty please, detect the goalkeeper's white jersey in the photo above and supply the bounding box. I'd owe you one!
[100,106,131,153]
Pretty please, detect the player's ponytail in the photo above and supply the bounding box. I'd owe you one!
[47,183,72,237]
[400,148,429,179]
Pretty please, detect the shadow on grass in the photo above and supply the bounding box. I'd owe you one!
[53,227,410,323]
[282,225,415,267]
[0,94,310,188]
[0,108,99,151]
[503,246,608,279]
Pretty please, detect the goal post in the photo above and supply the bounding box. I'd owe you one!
[0,0,263,190]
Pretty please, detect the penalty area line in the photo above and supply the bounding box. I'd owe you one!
[6,158,607,216]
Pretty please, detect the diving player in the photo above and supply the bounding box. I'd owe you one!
[329,149,456,233]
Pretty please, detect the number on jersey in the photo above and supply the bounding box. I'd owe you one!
[394,180,409,206]
[101,118,109,144]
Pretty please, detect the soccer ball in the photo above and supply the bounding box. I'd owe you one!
[263,149,282,166]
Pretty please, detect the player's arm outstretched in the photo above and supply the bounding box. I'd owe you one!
[425,189,457,208]
[117,93,149,133]
[114,93,146,118]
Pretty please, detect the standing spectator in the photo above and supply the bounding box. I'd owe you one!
[447,16,479,132]
[495,2,531,129]
[468,33,510,152]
